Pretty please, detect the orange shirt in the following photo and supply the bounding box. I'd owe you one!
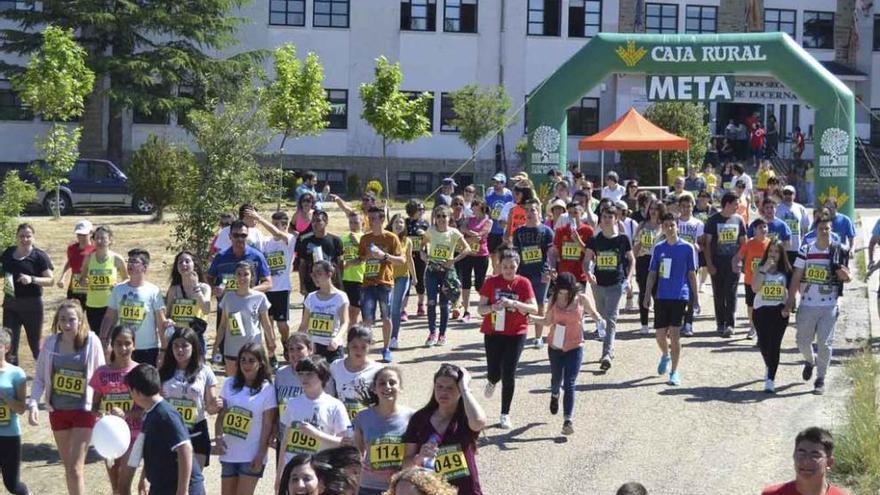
[737,237,769,285]
[505,205,528,240]
[358,231,402,288]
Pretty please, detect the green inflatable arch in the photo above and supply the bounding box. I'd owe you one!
[526,32,855,217]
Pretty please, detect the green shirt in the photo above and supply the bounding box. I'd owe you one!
[342,232,365,283]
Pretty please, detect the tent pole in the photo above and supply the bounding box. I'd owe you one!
[600,150,604,183]
[578,150,581,170]
[659,151,664,198]
[687,149,691,171]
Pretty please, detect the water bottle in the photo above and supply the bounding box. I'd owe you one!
[422,433,442,470]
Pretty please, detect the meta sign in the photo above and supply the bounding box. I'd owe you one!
[646,75,735,102]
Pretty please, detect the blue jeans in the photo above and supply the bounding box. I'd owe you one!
[425,269,449,336]
[361,285,392,323]
[548,346,583,419]
[391,276,410,339]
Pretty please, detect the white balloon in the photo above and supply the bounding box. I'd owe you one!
[91,415,130,460]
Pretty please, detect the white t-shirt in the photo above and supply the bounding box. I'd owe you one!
[327,359,382,422]
[107,281,165,349]
[776,201,810,253]
[262,234,297,292]
[219,379,277,463]
[161,365,217,427]
[302,290,349,346]
[274,365,303,422]
[214,226,266,253]
[279,392,350,467]
[601,185,625,202]
[677,217,705,253]
[794,243,839,307]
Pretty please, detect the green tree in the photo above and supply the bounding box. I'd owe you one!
[620,102,710,186]
[12,26,94,218]
[130,135,193,222]
[449,84,511,163]
[0,171,37,247]
[0,0,261,165]
[172,88,272,266]
[265,44,330,205]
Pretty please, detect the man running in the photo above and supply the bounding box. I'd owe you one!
[776,185,811,267]
[675,193,704,337]
[512,199,554,348]
[486,173,513,274]
[296,210,344,295]
[704,192,747,338]
[749,197,791,248]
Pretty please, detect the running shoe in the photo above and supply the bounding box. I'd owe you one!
[389,337,399,350]
[483,381,496,399]
[596,319,607,339]
[451,309,461,320]
[746,327,757,339]
[437,335,447,346]
[536,337,545,350]
[668,370,681,386]
[764,379,775,393]
[417,305,426,317]
[382,348,393,363]
[682,323,694,337]
[813,378,825,395]
[802,361,814,381]
[499,414,512,429]
[549,395,559,415]
[400,311,409,323]
[461,311,471,324]
[639,325,650,335]
[657,354,671,375]
[721,326,734,338]
[600,355,612,371]
[562,420,574,435]
[625,297,636,312]
[425,333,438,347]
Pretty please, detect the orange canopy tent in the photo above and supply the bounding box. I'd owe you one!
[576,107,690,189]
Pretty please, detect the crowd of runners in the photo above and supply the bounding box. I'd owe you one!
[0,161,856,495]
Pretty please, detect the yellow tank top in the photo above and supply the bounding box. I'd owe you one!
[170,294,206,324]
[85,253,118,308]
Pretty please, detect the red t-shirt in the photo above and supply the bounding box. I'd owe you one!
[505,205,527,240]
[751,128,766,149]
[66,242,96,274]
[553,224,594,282]
[479,275,534,336]
[761,481,847,495]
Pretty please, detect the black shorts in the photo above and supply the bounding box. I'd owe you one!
[744,284,756,307]
[654,299,687,329]
[266,290,290,322]
[343,281,362,308]
[487,234,505,255]
[698,252,706,268]
[190,419,211,467]
[132,348,159,367]
[786,251,798,268]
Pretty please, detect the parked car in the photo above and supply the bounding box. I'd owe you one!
[0,159,154,215]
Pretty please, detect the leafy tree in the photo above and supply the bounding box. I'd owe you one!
[12,26,94,218]
[172,88,272,266]
[265,44,330,205]
[0,0,261,164]
[130,135,193,222]
[0,171,37,247]
[449,84,511,163]
[620,102,710,186]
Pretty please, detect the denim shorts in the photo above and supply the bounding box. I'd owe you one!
[221,461,265,479]
[361,285,392,322]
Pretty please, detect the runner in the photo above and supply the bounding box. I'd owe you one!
[584,205,630,368]
[478,249,537,429]
[388,214,416,350]
[274,333,313,453]
[824,197,856,250]
[457,198,492,324]
[27,300,105,495]
[89,325,139,495]
[295,211,344,296]
[511,199,553,348]
[501,184,534,246]
[676,194,704,337]
[253,210,298,363]
[785,213,850,395]
[633,200,665,335]
[749,198,792,248]
[289,192,317,236]
[216,262,277,378]
[215,343,276,495]
[213,204,268,253]
[693,190,718,292]
[56,220,94,308]
[704,192,747,338]
[643,213,697,386]
[751,240,793,393]
[421,205,470,347]
[735,180,752,225]
[298,260,349,362]
[761,427,847,495]
[356,206,404,362]
[404,200,430,318]
[327,326,382,423]
[384,467,457,495]
[776,185,811,267]
[159,327,222,469]
[98,249,168,366]
[1,223,54,364]
[341,211,365,325]
[277,453,351,495]
[166,251,212,353]
[733,218,770,340]
[353,367,413,495]
[0,327,29,495]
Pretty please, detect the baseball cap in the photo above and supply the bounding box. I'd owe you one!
[73,220,93,235]
[550,199,567,210]
[783,185,796,194]
[442,177,458,187]
[492,172,507,183]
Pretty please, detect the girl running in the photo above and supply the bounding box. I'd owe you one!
[0,327,29,495]
[81,226,128,333]
[166,251,212,351]
[277,453,352,495]
[28,300,105,495]
[290,192,317,236]
[751,240,793,393]
[299,260,350,362]
[328,326,382,423]
[404,200,430,318]
[421,205,470,347]
[387,214,415,350]
[457,198,492,324]
[56,220,94,307]
[216,261,275,377]
[633,200,666,335]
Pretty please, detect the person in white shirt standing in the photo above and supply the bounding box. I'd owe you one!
[776,185,811,267]
[601,171,626,203]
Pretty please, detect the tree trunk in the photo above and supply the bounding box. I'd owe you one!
[54,186,61,219]
[107,99,124,166]
[278,131,289,210]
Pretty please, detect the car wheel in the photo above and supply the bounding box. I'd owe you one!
[43,193,72,216]
[132,197,155,214]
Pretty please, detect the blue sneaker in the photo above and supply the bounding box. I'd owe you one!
[382,348,393,363]
[657,354,671,375]
[668,370,681,386]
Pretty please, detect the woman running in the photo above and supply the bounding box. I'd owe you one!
[166,251,212,351]
[299,260,350,362]
[56,220,94,308]
[159,327,222,469]
[457,198,492,324]
[277,453,352,495]
[385,467,457,495]
[0,327,29,495]
[328,326,382,423]
[403,364,486,495]
[421,205,470,347]
[404,200,430,318]
[751,240,793,393]
[275,332,313,426]
[28,300,105,495]
[290,192,317,236]
[216,343,277,495]
[477,249,537,429]
[90,325,140,495]
[1,223,54,364]
[633,200,666,335]
[216,261,276,377]
[387,214,415,350]
[81,226,128,333]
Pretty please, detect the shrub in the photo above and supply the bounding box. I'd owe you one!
[366,179,383,196]
[130,135,192,221]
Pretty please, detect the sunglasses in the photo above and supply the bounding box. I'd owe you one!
[231,233,249,239]
[362,197,376,202]
[435,214,448,218]
[783,191,794,195]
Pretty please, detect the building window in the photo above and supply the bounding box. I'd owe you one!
[803,11,834,49]
[685,5,716,34]
[404,91,434,131]
[401,0,436,31]
[397,172,433,195]
[444,0,477,33]
[440,92,458,132]
[313,169,346,192]
[0,1,31,10]
[566,97,599,137]
[764,8,796,38]
[527,0,561,36]
[646,3,678,34]
[875,16,880,51]
[270,0,306,26]
[314,0,348,28]
[0,84,32,121]
[326,89,348,130]
[568,0,601,38]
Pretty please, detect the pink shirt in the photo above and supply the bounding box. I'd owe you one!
[89,363,142,439]
[465,217,491,257]
[545,299,585,352]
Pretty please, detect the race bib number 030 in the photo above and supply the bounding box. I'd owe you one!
[804,264,829,284]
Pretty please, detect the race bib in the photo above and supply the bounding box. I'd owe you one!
[785,218,800,236]
[659,258,672,279]
[266,251,286,273]
[596,251,618,270]
[89,269,113,291]
[561,242,582,261]
[490,205,502,220]
[768,232,779,242]
[364,260,381,278]
[680,233,695,244]
[410,236,423,252]
[718,225,738,244]
[751,258,761,273]
[101,392,134,414]
[70,275,87,295]
[0,403,9,427]
[52,369,86,398]
[3,272,13,297]
[430,245,451,263]
[804,264,829,285]
[222,406,252,439]
[307,313,335,338]
[286,427,319,454]
[370,437,405,470]
[434,445,470,481]
[222,274,239,291]
[171,299,197,322]
[169,398,198,428]
[344,398,365,421]
[229,312,244,337]
[761,281,785,302]
[119,301,146,324]
[521,246,541,264]
[343,244,359,262]
[639,231,655,248]
[468,238,480,252]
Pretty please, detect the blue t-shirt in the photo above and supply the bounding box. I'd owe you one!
[142,400,205,495]
[512,224,554,278]
[831,214,855,247]
[649,240,696,301]
[486,189,514,235]
[803,230,841,245]
[0,365,26,436]
[748,218,792,242]
[873,218,880,237]
[207,246,271,288]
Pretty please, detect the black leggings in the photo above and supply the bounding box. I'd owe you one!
[484,334,526,415]
[456,256,489,291]
[85,306,106,334]
[413,256,427,295]
[3,297,44,365]
[754,305,789,380]
[635,256,654,326]
[0,436,28,495]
